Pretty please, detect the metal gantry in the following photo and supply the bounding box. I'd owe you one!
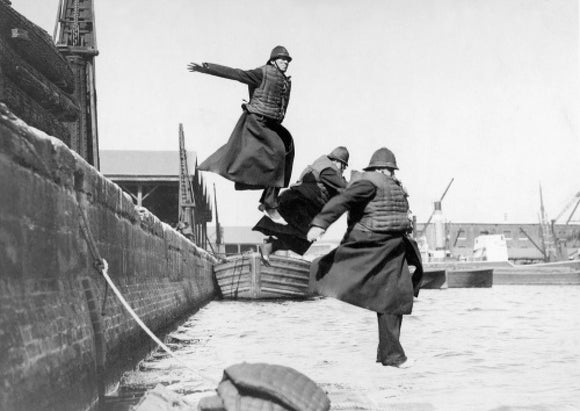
[553,191,580,225]
[177,124,213,250]
[178,123,197,242]
[54,0,100,168]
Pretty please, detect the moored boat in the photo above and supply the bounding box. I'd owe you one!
[493,261,580,285]
[423,262,495,288]
[447,268,493,288]
[420,269,448,289]
[424,259,580,285]
[214,252,315,300]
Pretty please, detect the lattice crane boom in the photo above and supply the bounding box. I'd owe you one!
[553,191,580,224]
[418,177,454,235]
[178,124,196,241]
[53,0,100,167]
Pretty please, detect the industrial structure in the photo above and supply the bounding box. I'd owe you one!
[427,221,580,263]
[1,2,218,410]
[100,146,214,249]
[54,0,100,167]
[0,0,79,145]
[209,222,580,264]
[418,184,580,263]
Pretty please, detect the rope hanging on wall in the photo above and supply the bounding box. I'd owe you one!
[77,200,218,385]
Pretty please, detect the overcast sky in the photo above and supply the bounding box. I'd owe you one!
[12,0,580,236]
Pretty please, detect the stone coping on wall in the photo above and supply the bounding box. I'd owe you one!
[0,102,216,264]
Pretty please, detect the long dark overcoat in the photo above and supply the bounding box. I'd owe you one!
[198,111,294,189]
[253,165,347,254]
[312,231,423,314]
[253,188,320,254]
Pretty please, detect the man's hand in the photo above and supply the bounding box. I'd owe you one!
[307,226,326,242]
[187,62,203,72]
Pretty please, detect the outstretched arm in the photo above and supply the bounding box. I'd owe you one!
[187,62,262,87]
[307,180,376,241]
[187,62,203,72]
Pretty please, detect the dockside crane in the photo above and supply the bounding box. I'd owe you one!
[517,186,577,262]
[177,124,216,251]
[538,184,558,261]
[549,190,580,260]
[54,0,100,168]
[552,191,580,225]
[213,183,223,252]
[417,177,454,258]
[417,177,454,237]
[178,123,196,242]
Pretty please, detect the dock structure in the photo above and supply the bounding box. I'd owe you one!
[177,123,215,250]
[54,0,100,168]
[0,101,219,411]
[0,3,219,411]
[100,147,214,249]
[418,222,580,264]
[2,2,580,411]
[0,0,78,143]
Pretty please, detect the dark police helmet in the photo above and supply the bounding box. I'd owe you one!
[363,147,399,171]
[269,45,292,63]
[327,146,349,167]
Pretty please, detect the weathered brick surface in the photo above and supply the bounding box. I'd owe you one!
[0,106,217,411]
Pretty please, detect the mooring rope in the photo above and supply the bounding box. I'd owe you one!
[96,259,217,384]
[77,201,218,385]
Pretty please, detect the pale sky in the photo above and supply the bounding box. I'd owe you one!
[11,0,580,237]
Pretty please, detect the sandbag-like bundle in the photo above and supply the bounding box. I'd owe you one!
[198,362,330,411]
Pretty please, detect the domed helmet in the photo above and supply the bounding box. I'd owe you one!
[268,45,292,63]
[363,147,398,170]
[327,146,349,167]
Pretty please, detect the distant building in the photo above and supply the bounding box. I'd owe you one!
[207,226,264,256]
[209,223,580,263]
[419,222,580,263]
[101,153,578,263]
[100,150,200,227]
[206,226,341,259]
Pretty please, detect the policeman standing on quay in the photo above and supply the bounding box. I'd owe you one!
[253,146,350,263]
[307,147,423,367]
[187,46,294,213]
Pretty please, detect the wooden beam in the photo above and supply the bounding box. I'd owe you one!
[137,184,143,207]
[141,185,159,201]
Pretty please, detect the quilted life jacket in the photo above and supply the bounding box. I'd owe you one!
[245,64,291,122]
[297,155,336,203]
[348,171,411,233]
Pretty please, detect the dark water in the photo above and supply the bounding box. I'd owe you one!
[118,286,580,410]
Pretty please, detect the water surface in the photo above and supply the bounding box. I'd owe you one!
[121,286,580,410]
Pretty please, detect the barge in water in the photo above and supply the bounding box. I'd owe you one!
[214,252,315,299]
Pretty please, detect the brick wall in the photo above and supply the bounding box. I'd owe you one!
[0,104,217,411]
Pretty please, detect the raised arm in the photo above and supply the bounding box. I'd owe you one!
[187,62,263,87]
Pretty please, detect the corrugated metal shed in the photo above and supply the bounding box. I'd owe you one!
[100,150,197,179]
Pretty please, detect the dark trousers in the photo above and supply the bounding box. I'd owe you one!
[376,313,407,366]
